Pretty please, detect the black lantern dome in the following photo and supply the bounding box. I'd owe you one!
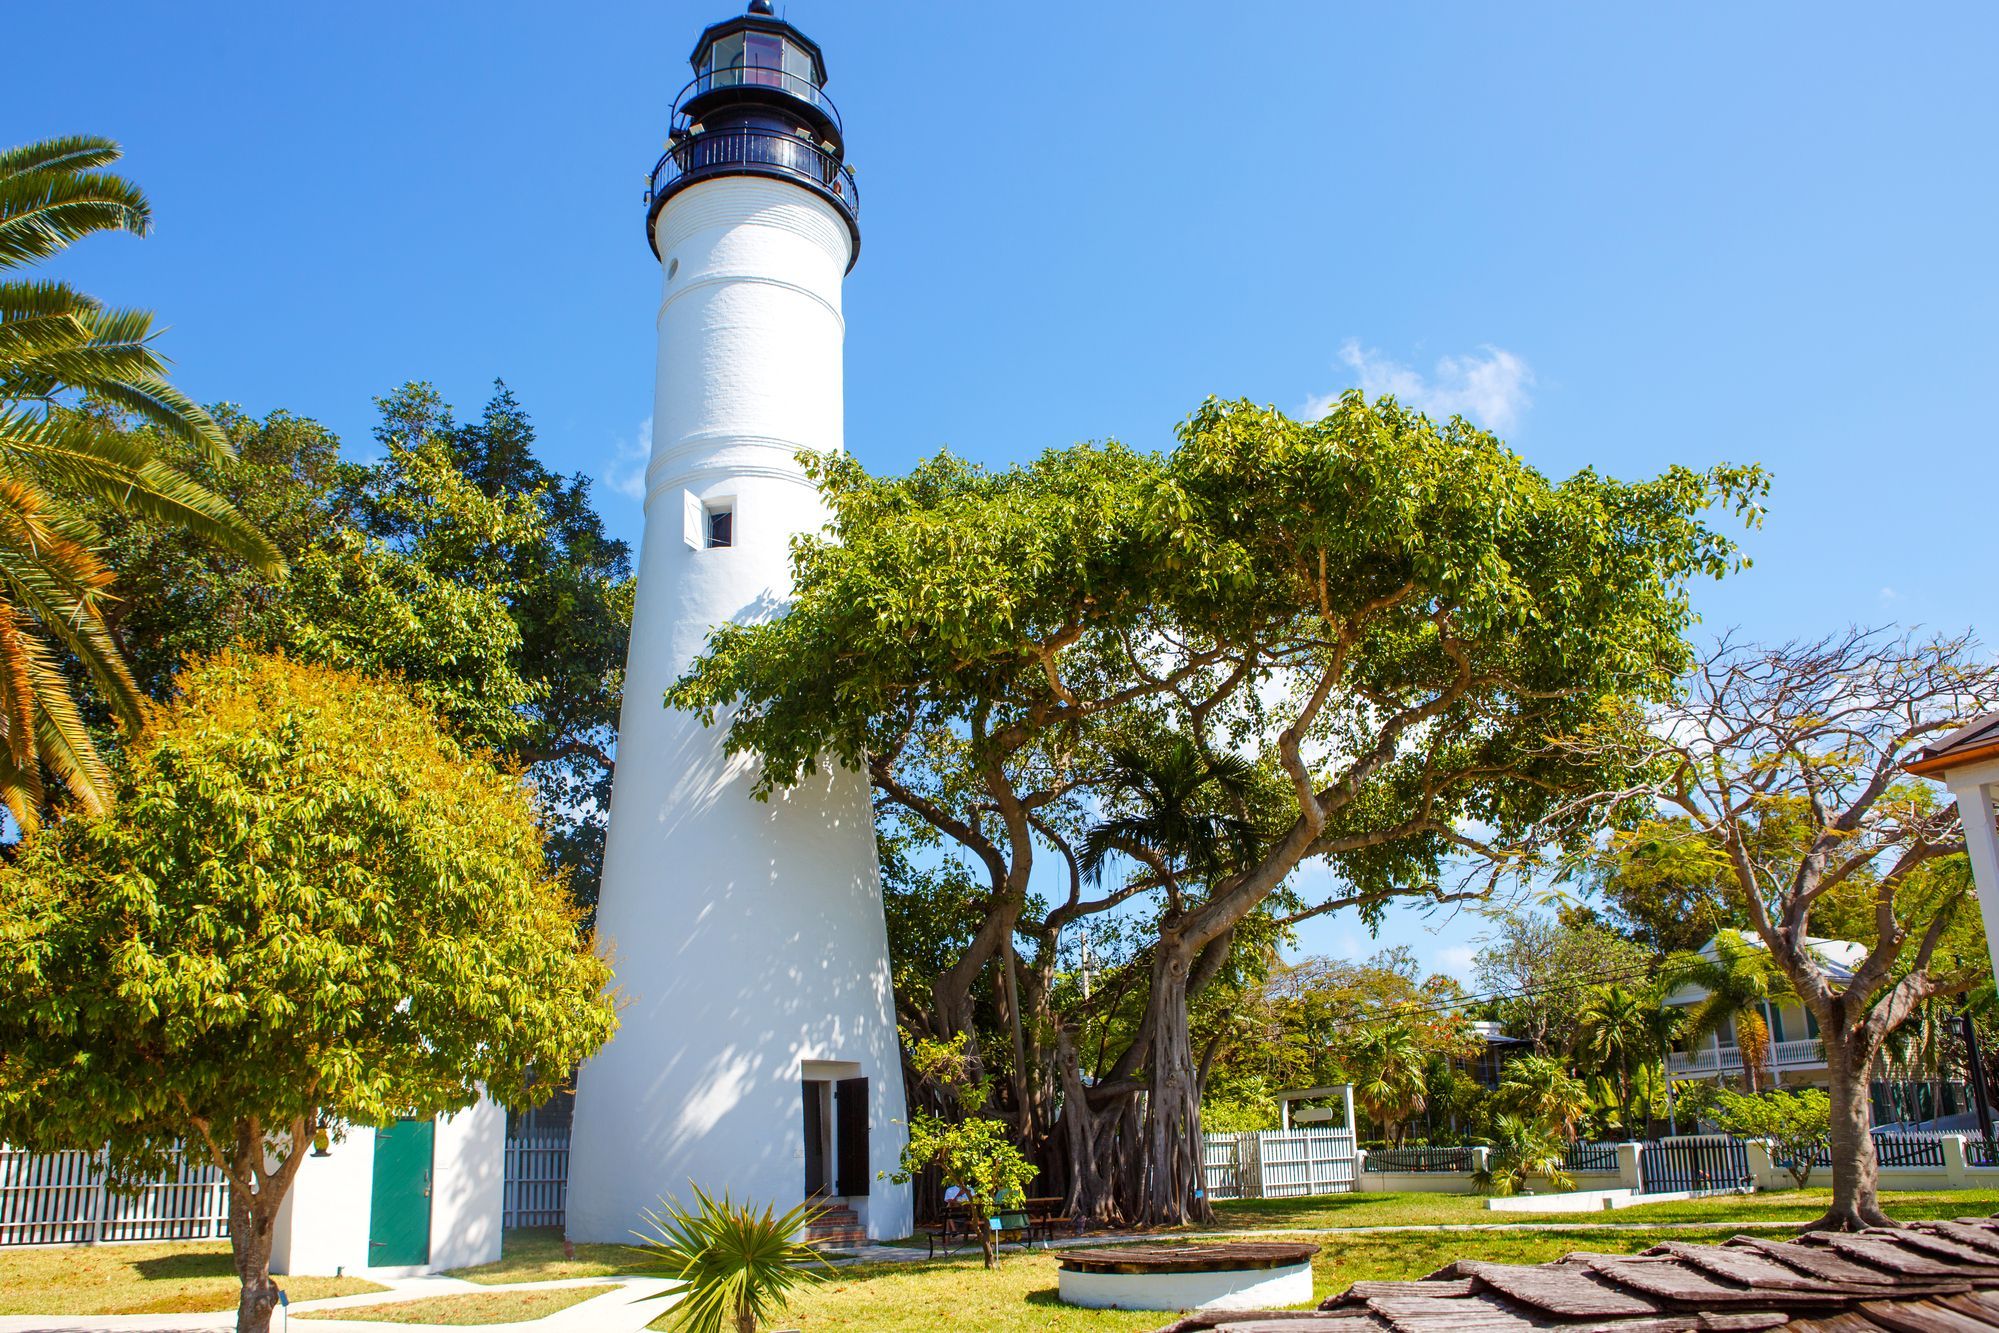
[646,2,859,264]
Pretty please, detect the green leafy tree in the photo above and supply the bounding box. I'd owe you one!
[673,394,1763,1224]
[1473,1115,1575,1196]
[634,1184,828,1333]
[1474,909,1653,1056]
[1708,1088,1833,1189]
[1573,984,1656,1138]
[0,136,279,825]
[88,386,632,903]
[1570,629,1999,1230]
[890,1033,1040,1270]
[0,651,619,1333]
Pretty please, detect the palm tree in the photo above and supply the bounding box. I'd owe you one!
[1642,1000,1690,1132]
[1079,736,1259,896]
[635,1186,829,1333]
[1665,933,1793,1094]
[1573,984,1652,1139]
[1497,1053,1593,1141]
[1473,1115,1575,1196]
[0,135,278,826]
[1345,1021,1430,1145]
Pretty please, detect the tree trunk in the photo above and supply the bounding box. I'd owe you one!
[228,1189,280,1333]
[735,1298,758,1333]
[1056,1030,1126,1228]
[980,1215,998,1269]
[1137,935,1209,1227]
[1812,1032,1893,1231]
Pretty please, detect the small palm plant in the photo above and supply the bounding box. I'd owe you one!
[634,1185,831,1333]
[1474,1115,1575,1197]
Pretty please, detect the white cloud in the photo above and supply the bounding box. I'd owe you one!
[1878,586,1902,604]
[1306,339,1535,435]
[1433,944,1479,984]
[603,417,652,503]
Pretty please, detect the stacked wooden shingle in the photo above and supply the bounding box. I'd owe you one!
[1153,1216,1999,1332]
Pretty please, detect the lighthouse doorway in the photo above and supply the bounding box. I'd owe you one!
[801,1066,871,1199]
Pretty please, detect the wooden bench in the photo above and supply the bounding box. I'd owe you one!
[921,1197,1071,1257]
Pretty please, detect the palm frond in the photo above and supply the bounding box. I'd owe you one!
[0,165,151,268]
[0,136,126,182]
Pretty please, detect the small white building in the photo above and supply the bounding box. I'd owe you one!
[271,1100,504,1277]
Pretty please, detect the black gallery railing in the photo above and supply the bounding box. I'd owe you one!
[672,66,842,132]
[648,127,859,221]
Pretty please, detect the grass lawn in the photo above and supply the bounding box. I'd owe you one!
[1205,1187,1999,1232]
[0,1241,383,1316]
[698,1228,1726,1333]
[300,1286,603,1325]
[446,1227,663,1284]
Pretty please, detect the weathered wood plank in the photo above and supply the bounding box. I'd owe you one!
[1915,1222,1999,1259]
[1819,1234,1986,1279]
[1588,1257,1808,1307]
[1453,1261,1666,1317]
[1726,1237,1947,1290]
[1645,1240,1890,1297]
[1852,1296,1998,1333]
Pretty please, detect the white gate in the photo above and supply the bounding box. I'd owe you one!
[1202,1132,1261,1201]
[502,1130,569,1229]
[0,1148,230,1246]
[1254,1129,1356,1198]
[1203,1129,1355,1200]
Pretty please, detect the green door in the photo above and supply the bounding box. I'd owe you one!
[368,1118,433,1267]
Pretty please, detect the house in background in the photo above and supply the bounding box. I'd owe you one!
[1663,931,1973,1130]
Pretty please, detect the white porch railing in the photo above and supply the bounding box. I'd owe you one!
[1668,1038,1826,1077]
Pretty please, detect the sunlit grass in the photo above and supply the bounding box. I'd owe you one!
[299,1285,602,1324]
[0,1241,382,1316]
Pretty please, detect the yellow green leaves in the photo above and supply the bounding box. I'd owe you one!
[0,650,617,1175]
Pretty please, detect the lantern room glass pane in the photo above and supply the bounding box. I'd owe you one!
[706,32,744,76]
[783,40,816,86]
[744,32,783,87]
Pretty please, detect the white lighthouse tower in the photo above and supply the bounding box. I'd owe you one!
[567,3,911,1243]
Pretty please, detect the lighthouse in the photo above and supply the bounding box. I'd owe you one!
[566,3,911,1243]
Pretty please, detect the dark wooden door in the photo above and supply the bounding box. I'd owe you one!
[835,1077,869,1197]
[802,1080,828,1195]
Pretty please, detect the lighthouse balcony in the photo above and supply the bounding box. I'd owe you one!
[647,125,860,237]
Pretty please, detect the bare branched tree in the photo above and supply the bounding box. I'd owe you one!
[1574,628,1999,1230]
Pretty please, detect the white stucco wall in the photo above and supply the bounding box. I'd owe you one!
[429,1098,504,1272]
[1058,1262,1314,1312]
[271,1126,375,1277]
[566,174,911,1244]
[270,1096,503,1277]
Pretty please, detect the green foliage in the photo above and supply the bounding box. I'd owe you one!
[633,1183,828,1333]
[1708,1088,1832,1189]
[87,384,633,904]
[1663,933,1795,1092]
[1343,1022,1432,1144]
[0,651,618,1325]
[0,136,279,825]
[890,1114,1038,1270]
[1473,1115,1576,1196]
[1496,1054,1594,1141]
[1474,909,1654,1055]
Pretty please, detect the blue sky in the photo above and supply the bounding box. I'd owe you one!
[7,2,1995,981]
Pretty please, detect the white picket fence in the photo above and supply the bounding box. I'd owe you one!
[0,1130,572,1247]
[502,1130,569,1229]
[1203,1129,1356,1201]
[0,1148,230,1246]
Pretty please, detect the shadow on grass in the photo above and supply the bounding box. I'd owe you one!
[132,1252,236,1281]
